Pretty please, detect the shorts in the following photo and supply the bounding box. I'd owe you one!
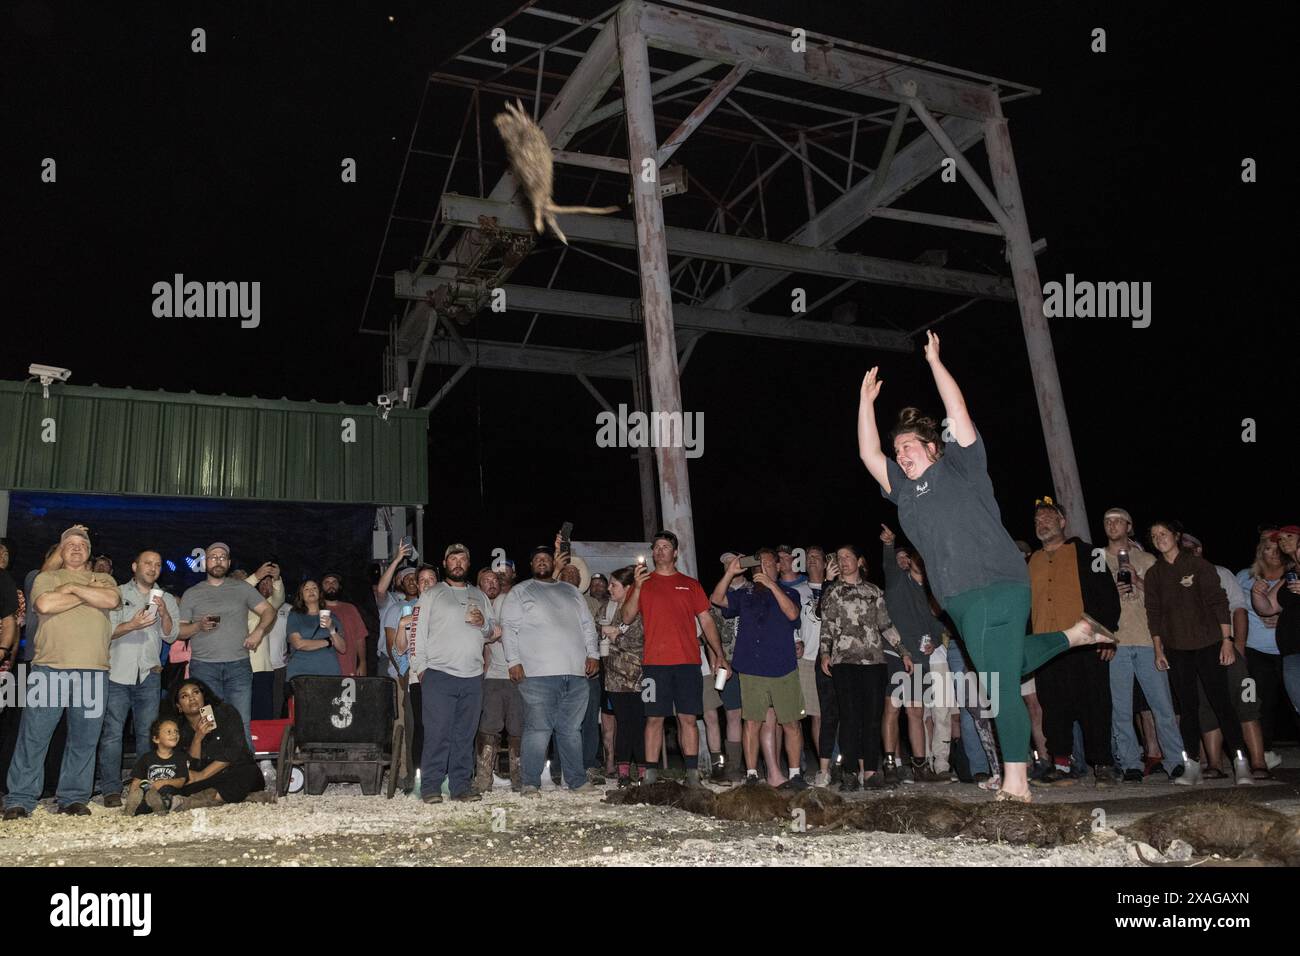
[797,658,821,717]
[640,663,704,718]
[886,653,929,705]
[702,669,742,712]
[740,670,805,724]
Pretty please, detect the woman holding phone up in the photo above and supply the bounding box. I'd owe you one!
[170,678,267,808]
[857,331,1112,802]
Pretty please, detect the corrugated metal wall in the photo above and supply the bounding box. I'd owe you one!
[0,381,428,505]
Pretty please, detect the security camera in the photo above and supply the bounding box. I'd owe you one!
[377,393,393,409]
[29,364,71,382]
[29,364,71,398]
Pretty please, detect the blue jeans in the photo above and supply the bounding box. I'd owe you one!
[1109,645,1185,774]
[518,674,588,789]
[948,643,989,775]
[188,659,253,747]
[4,666,107,812]
[419,669,482,798]
[97,671,161,797]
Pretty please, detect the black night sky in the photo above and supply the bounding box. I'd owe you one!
[2,0,1292,584]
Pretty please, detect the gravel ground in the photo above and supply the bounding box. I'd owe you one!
[5,770,1297,867]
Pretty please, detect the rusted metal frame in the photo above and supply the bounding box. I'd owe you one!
[533,47,546,119]
[845,118,858,189]
[650,0,1039,96]
[724,147,791,209]
[398,21,623,350]
[983,103,1088,539]
[727,97,845,196]
[702,116,986,311]
[580,58,719,132]
[804,136,872,180]
[437,0,547,73]
[797,132,818,219]
[480,2,622,88]
[864,103,909,208]
[408,312,441,404]
[752,148,767,238]
[656,61,751,164]
[552,150,629,173]
[806,278,858,316]
[575,373,616,414]
[436,194,1014,299]
[616,2,699,577]
[450,281,914,350]
[564,242,644,280]
[424,339,636,378]
[423,362,472,412]
[635,1,1000,121]
[907,98,1014,235]
[868,206,1004,236]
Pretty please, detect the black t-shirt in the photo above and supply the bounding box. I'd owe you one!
[131,749,188,785]
[178,702,254,769]
[0,570,18,620]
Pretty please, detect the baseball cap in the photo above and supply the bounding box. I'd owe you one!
[1103,507,1133,525]
[529,544,552,559]
[776,544,794,555]
[719,551,739,565]
[1033,496,1064,516]
[395,567,417,583]
[1269,525,1300,540]
[206,541,231,556]
[444,543,470,559]
[590,572,607,582]
[60,525,91,546]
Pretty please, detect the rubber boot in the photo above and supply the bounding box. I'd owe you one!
[724,741,744,782]
[507,736,522,792]
[474,733,498,794]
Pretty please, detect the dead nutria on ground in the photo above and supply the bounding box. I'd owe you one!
[492,98,620,245]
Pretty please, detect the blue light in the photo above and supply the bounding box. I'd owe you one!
[165,560,177,572]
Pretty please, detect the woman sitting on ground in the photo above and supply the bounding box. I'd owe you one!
[170,678,269,808]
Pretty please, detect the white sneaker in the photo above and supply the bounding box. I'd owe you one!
[1265,750,1282,771]
[813,771,831,788]
[1174,761,1200,786]
[1233,756,1253,786]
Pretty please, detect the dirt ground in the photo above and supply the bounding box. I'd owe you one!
[5,758,1298,867]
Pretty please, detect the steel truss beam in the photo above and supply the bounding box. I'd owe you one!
[437,194,1015,301]
[394,276,915,351]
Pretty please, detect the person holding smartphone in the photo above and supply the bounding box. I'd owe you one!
[857,332,1111,803]
[170,678,268,808]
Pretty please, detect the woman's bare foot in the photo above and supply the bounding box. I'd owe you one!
[1065,616,1114,648]
[994,786,1031,803]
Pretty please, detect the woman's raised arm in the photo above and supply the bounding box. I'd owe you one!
[858,367,892,493]
[923,332,976,447]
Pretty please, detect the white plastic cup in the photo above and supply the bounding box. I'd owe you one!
[319,609,331,628]
[146,587,163,620]
[464,599,479,624]
[599,637,610,657]
[714,667,728,691]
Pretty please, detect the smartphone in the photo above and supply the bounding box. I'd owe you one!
[200,704,215,727]
[559,521,574,553]
[636,554,646,567]
[206,614,222,625]
[738,555,761,569]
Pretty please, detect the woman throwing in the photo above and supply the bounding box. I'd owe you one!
[858,331,1110,802]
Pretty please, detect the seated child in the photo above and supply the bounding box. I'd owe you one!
[123,717,189,815]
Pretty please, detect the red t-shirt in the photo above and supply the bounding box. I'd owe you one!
[638,572,710,666]
[328,601,368,677]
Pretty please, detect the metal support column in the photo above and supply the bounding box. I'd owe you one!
[983,107,1089,539]
[618,4,697,574]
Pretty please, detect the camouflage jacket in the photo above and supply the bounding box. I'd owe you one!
[708,582,748,662]
[818,578,906,666]
[603,607,645,693]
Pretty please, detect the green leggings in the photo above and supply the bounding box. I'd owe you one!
[945,582,1069,763]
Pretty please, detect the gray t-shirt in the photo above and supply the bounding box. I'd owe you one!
[881,432,1028,607]
[882,544,946,656]
[500,579,598,678]
[179,579,266,664]
[412,582,495,680]
[484,594,510,680]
